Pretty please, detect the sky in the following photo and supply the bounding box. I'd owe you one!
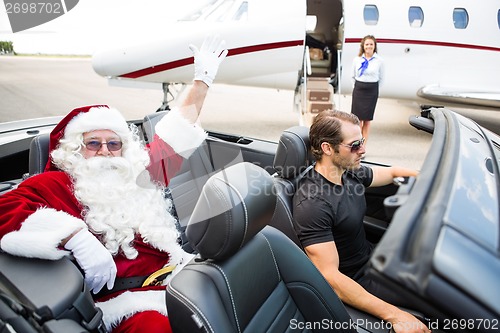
[0,0,198,55]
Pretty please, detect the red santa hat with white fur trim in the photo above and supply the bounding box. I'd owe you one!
[45,105,130,172]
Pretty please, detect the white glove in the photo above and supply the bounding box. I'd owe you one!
[64,229,117,294]
[189,35,228,86]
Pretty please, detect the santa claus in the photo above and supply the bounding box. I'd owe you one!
[0,36,228,332]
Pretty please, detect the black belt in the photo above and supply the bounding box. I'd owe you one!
[95,265,175,298]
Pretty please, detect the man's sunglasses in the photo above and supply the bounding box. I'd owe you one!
[84,140,123,152]
[339,137,365,152]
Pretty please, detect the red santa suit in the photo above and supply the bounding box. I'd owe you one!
[0,105,207,332]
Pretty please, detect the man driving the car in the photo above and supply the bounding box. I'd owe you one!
[293,110,430,333]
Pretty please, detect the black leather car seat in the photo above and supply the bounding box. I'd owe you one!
[269,125,312,248]
[166,162,355,333]
[28,132,50,175]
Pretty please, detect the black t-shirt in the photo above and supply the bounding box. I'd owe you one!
[293,165,374,278]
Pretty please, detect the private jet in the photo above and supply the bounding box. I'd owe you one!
[91,0,500,124]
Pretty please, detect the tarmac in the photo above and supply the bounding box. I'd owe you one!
[1,56,498,170]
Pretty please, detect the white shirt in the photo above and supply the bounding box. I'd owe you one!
[351,53,384,85]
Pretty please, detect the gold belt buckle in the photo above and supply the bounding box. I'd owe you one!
[141,265,176,287]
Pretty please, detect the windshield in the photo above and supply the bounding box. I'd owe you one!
[180,0,248,22]
[485,129,500,173]
[445,115,499,251]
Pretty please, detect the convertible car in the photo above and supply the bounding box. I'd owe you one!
[0,107,498,332]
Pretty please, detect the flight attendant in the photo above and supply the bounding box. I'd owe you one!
[351,35,384,146]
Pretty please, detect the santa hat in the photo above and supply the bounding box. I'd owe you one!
[45,105,130,171]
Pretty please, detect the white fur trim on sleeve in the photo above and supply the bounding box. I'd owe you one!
[0,208,87,260]
[154,108,208,159]
[164,251,196,285]
[96,290,167,331]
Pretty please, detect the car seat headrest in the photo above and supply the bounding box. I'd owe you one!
[186,162,276,261]
[273,126,312,179]
[29,133,51,175]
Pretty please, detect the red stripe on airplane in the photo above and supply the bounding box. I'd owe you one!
[120,58,193,79]
[345,38,500,52]
[119,40,304,79]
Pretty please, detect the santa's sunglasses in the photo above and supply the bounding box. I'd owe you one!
[84,140,123,151]
[339,137,365,152]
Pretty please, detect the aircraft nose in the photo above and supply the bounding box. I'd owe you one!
[91,51,108,77]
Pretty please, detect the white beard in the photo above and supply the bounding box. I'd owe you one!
[69,156,184,265]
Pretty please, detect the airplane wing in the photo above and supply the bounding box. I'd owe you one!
[418,85,500,109]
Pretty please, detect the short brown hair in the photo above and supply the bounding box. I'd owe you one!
[309,110,360,160]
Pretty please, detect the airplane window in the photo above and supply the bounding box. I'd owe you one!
[363,5,379,26]
[408,7,424,27]
[232,1,248,21]
[498,9,500,29]
[206,0,236,22]
[453,8,468,29]
[179,0,219,21]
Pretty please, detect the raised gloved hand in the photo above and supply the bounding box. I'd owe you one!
[64,229,117,294]
[189,35,228,86]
